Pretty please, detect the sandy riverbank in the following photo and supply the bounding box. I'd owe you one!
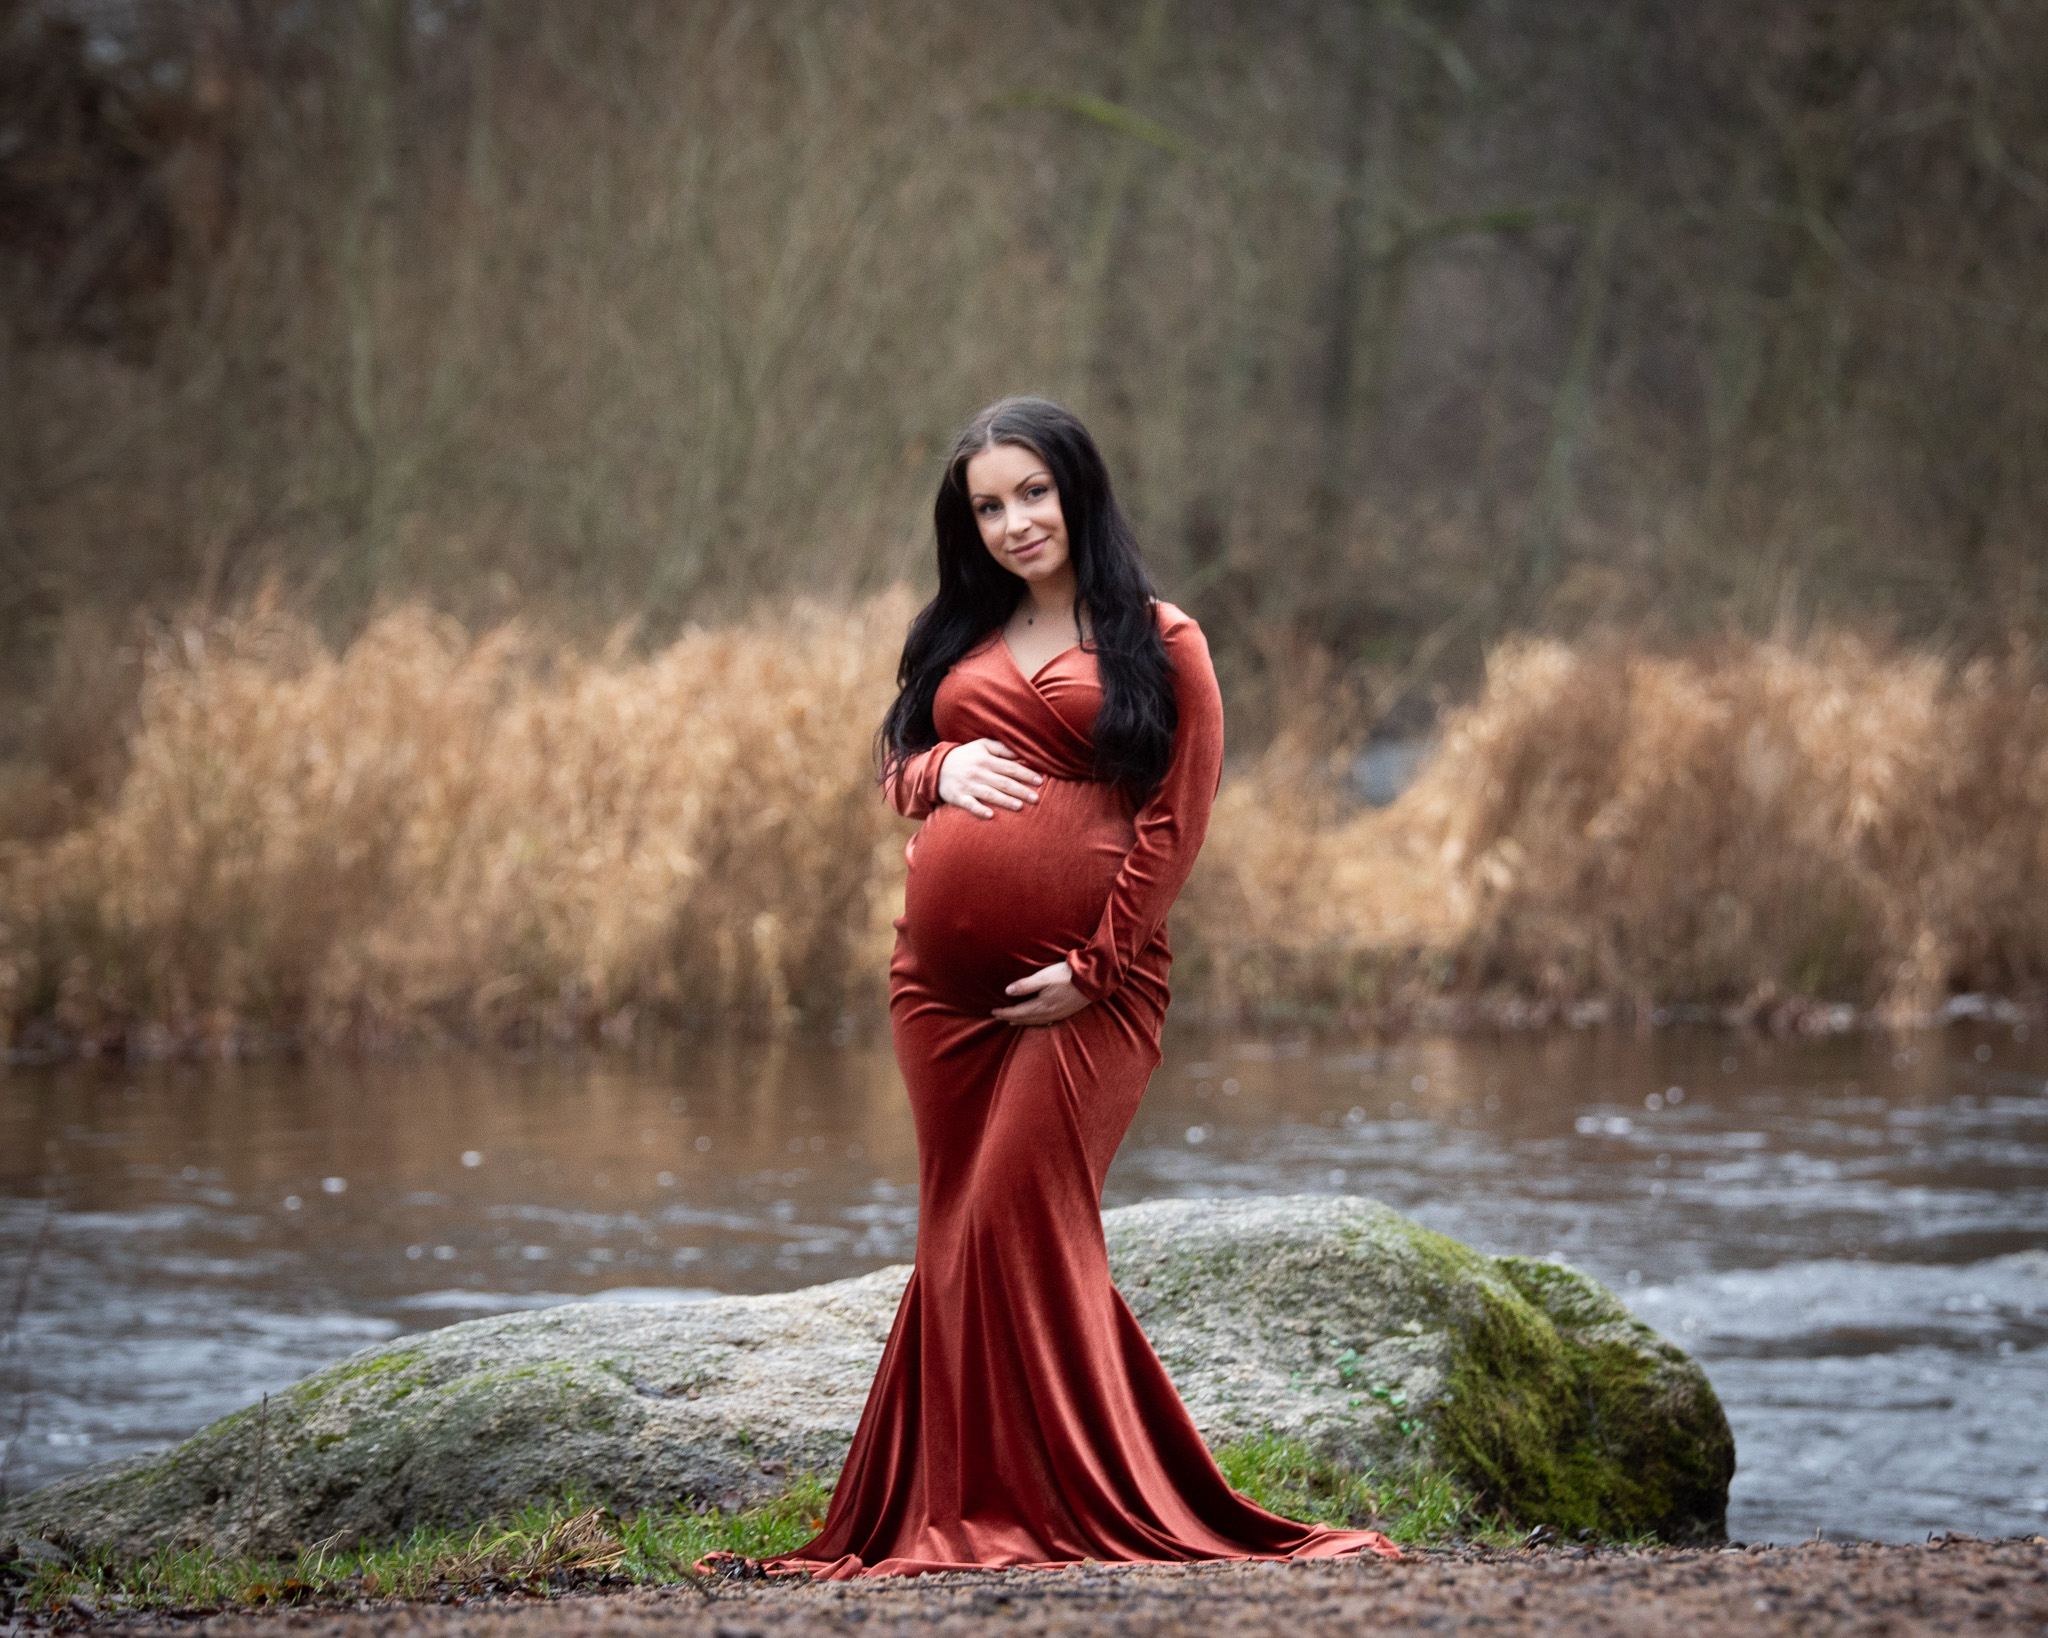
[31,1537,2048,1638]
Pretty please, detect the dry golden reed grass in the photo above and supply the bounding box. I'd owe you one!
[3,600,2045,1050]
[1194,635,2048,1024]
[0,592,915,1050]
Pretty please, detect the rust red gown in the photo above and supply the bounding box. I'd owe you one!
[766,603,1398,1579]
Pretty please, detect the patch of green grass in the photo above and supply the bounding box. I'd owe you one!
[6,1445,1633,1619]
[616,1477,830,1575]
[2,1480,834,1618]
[1213,1434,1513,1546]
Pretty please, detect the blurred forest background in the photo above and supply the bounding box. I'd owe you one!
[9,0,2047,696]
[3,0,2047,1046]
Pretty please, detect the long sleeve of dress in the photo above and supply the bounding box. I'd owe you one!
[1064,614,1225,1003]
[883,743,960,820]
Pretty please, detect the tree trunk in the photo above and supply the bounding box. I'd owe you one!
[339,0,405,588]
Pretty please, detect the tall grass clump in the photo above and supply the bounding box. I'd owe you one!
[1418,637,2048,1015]
[1173,645,1459,1017]
[1184,635,2048,1021]
[0,592,912,1051]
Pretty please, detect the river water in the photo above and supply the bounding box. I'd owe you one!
[3,1025,2045,1544]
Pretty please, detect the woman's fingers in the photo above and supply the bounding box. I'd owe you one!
[969,775,1036,813]
[966,782,1023,814]
[980,743,1042,785]
[993,990,1088,1025]
[940,740,1043,818]
[996,964,1081,1024]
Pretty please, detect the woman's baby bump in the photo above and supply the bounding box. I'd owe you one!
[900,777,1132,1002]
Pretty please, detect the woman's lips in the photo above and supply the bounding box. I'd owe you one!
[1011,538,1048,559]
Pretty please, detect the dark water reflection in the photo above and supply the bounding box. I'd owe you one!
[3,1025,2045,1544]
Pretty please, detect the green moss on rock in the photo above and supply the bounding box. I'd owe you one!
[1477,1254,1737,1542]
[1105,1197,1733,1543]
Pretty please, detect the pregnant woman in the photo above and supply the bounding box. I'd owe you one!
[765,397,1397,1578]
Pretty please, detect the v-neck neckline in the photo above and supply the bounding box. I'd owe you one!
[1000,634,1084,686]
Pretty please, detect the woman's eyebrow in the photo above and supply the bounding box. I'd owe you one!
[967,471,1051,502]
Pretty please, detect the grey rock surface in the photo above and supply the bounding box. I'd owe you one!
[2,1196,1732,1558]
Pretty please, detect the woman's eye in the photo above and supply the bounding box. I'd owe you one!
[1026,486,1048,500]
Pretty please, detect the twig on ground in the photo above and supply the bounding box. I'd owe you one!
[243,1393,270,1546]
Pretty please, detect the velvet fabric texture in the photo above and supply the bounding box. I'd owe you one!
[757,605,1399,1578]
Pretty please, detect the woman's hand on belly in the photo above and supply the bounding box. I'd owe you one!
[992,960,1091,1026]
[937,739,1043,820]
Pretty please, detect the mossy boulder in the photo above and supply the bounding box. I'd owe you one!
[2,1195,1731,1559]
[1106,1196,1733,1543]
[0,1266,909,1564]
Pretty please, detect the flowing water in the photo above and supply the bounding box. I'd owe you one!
[3,1025,2045,1544]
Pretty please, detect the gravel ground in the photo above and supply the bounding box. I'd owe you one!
[32,1538,2048,1638]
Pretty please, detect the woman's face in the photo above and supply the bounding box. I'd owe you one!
[965,441,1073,588]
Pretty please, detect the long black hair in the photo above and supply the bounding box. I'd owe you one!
[879,397,1178,802]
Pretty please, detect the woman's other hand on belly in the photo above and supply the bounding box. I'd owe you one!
[938,739,1043,819]
[992,960,1091,1026]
